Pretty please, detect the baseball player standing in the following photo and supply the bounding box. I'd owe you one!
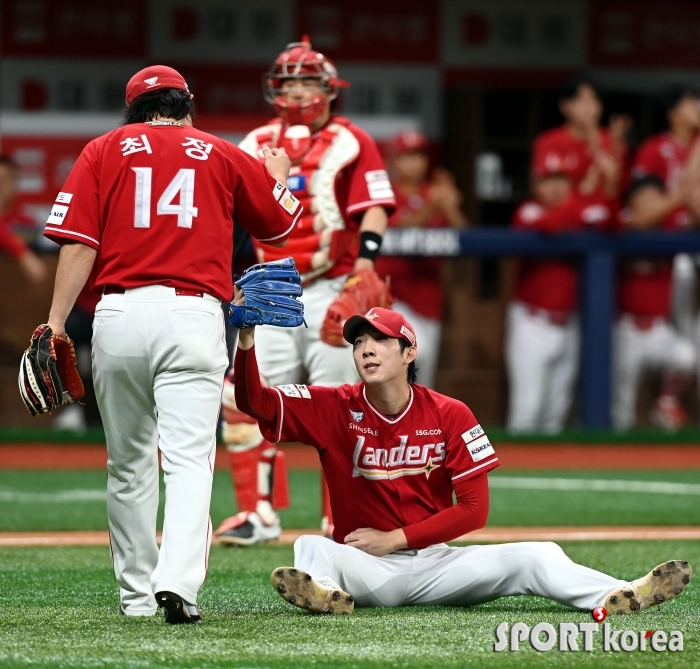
[215,37,395,546]
[506,162,612,433]
[231,304,690,614]
[41,65,299,623]
[614,87,700,430]
[375,130,467,389]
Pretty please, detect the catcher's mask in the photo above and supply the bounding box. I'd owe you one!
[264,35,349,126]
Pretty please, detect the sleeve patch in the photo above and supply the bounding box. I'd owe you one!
[56,192,73,204]
[365,170,394,200]
[463,434,496,462]
[272,181,286,201]
[277,188,300,215]
[46,204,69,226]
[365,170,389,183]
[462,424,484,443]
[276,384,311,399]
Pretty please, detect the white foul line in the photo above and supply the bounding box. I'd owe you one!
[0,490,106,503]
[489,477,700,495]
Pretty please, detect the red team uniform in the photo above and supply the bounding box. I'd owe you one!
[612,132,697,429]
[0,207,36,260]
[44,65,300,619]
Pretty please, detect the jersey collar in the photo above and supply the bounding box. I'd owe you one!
[362,385,414,424]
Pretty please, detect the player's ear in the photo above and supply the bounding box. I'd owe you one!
[403,345,417,365]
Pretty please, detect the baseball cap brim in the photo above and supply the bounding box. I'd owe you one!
[343,314,414,346]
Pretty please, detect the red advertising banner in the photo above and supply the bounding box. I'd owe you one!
[1,0,147,58]
[298,0,438,62]
[590,0,700,68]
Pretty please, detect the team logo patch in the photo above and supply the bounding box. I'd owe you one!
[350,409,364,423]
[400,325,416,346]
[144,76,159,87]
[55,192,73,204]
[46,204,68,226]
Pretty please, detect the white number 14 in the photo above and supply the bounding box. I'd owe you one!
[132,167,198,229]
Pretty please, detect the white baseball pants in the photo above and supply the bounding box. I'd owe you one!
[392,300,441,389]
[255,276,359,386]
[295,535,626,611]
[92,285,228,614]
[505,301,579,433]
[612,315,696,430]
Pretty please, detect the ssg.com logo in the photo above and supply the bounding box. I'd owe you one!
[494,623,683,653]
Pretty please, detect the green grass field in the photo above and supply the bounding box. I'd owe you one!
[1,543,699,668]
[1,469,700,531]
[1,468,700,667]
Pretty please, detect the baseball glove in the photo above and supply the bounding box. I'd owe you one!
[229,257,306,329]
[19,325,85,416]
[320,269,394,346]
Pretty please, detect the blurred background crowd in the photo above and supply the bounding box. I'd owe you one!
[2,0,700,432]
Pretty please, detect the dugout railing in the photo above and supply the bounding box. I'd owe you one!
[381,228,700,428]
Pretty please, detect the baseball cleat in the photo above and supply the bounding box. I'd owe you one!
[604,560,692,615]
[215,511,281,546]
[271,566,354,615]
[155,591,202,624]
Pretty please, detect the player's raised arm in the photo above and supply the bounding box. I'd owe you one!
[230,144,301,248]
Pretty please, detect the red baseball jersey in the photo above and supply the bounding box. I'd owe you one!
[631,132,695,228]
[375,182,446,319]
[44,121,301,301]
[0,207,32,258]
[532,126,617,193]
[512,195,612,312]
[258,380,499,545]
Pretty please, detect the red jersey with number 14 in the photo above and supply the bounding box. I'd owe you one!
[256,377,499,545]
[44,122,301,301]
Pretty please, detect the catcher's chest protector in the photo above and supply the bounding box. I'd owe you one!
[240,119,360,277]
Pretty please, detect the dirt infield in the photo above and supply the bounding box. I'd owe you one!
[2,443,700,470]
[2,526,700,547]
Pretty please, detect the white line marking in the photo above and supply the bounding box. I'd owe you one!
[0,489,106,502]
[489,476,700,495]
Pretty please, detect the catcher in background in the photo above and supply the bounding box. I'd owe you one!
[215,37,395,547]
[375,130,467,389]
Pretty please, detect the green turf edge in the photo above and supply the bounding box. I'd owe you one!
[2,426,700,445]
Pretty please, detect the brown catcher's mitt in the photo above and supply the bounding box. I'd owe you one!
[321,270,394,347]
[19,324,84,416]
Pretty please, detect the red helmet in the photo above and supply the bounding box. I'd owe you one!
[264,36,349,126]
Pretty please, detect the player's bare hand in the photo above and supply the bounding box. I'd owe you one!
[262,145,291,184]
[344,527,408,557]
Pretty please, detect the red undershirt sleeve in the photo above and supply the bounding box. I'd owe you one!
[401,473,490,549]
[233,345,278,423]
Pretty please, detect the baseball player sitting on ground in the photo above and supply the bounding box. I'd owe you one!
[231,300,691,615]
[506,160,612,433]
[614,86,700,430]
[215,36,395,546]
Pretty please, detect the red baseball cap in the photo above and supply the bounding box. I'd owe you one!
[126,65,190,104]
[531,149,572,179]
[387,129,430,156]
[343,307,417,349]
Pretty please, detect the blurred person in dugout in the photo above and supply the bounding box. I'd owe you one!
[0,156,47,284]
[507,78,625,433]
[613,86,700,430]
[374,130,467,388]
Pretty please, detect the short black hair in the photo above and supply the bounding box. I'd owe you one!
[123,88,194,125]
[559,76,598,103]
[0,155,19,170]
[399,339,418,385]
[659,85,700,115]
